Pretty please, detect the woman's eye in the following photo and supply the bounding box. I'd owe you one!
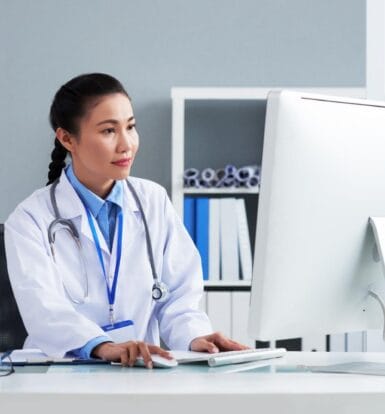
[102,128,115,135]
[128,124,136,130]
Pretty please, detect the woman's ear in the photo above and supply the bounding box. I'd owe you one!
[56,127,76,153]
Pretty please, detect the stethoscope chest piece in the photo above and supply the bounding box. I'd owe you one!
[152,281,169,302]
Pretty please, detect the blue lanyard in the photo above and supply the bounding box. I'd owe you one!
[84,206,123,326]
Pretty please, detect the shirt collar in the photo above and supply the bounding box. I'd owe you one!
[65,164,124,217]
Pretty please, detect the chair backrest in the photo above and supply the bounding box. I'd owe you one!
[0,224,27,351]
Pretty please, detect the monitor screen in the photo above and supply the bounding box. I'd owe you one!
[248,90,385,342]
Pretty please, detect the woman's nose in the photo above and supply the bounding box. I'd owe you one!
[119,130,135,152]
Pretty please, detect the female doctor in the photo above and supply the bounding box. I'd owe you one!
[4,73,247,368]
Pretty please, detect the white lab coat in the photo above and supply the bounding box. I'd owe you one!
[4,170,212,357]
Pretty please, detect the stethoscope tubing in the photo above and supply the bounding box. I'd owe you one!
[48,177,169,303]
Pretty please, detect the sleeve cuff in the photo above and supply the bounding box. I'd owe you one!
[70,336,111,359]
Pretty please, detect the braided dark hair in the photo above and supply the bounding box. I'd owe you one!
[47,138,68,185]
[46,73,130,185]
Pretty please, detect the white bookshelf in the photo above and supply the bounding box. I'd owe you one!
[171,86,365,288]
[171,86,366,219]
[204,280,251,288]
[184,187,259,195]
[171,87,366,101]
[172,86,366,347]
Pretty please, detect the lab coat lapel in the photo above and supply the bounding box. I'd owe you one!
[121,179,142,251]
[55,170,110,255]
[107,179,141,284]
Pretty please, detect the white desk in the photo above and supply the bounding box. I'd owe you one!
[2,352,385,414]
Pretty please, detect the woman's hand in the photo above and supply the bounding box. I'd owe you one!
[190,332,250,353]
[91,341,173,368]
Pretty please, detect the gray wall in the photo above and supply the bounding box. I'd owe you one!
[0,0,365,221]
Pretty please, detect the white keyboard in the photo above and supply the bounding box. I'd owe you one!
[206,348,286,367]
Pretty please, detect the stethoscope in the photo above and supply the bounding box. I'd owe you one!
[47,178,170,307]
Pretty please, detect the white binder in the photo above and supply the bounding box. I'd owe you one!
[219,198,239,281]
[209,198,220,281]
[236,198,252,280]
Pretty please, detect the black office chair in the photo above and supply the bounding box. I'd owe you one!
[0,224,27,351]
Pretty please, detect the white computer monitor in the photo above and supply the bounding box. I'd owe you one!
[248,90,385,342]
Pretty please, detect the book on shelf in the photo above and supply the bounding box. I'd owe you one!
[219,198,239,281]
[183,196,253,283]
[208,198,220,281]
[183,197,196,241]
[184,197,209,280]
[236,198,252,280]
[196,198,209,280]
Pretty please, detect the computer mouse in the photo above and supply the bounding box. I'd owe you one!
[135,355,178,369]
[112,355,178,369]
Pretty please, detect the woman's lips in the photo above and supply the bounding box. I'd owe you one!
[112,158,131,167]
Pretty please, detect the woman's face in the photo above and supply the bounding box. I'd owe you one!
[67,93,139,197]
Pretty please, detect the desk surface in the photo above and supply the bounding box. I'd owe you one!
[2,352,385,414]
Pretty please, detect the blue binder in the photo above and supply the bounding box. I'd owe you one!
[183,197,196,242]
[196,198,209,280]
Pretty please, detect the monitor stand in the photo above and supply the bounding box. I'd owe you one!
[306,221,385,376]
[368,217,385,340]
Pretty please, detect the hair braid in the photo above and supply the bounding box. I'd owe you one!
[47,138,67,185]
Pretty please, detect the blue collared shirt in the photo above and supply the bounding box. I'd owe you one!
[65,164,124,359]
[65,164,124,250]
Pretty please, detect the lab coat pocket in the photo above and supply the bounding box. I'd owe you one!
[101,320,136,343]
